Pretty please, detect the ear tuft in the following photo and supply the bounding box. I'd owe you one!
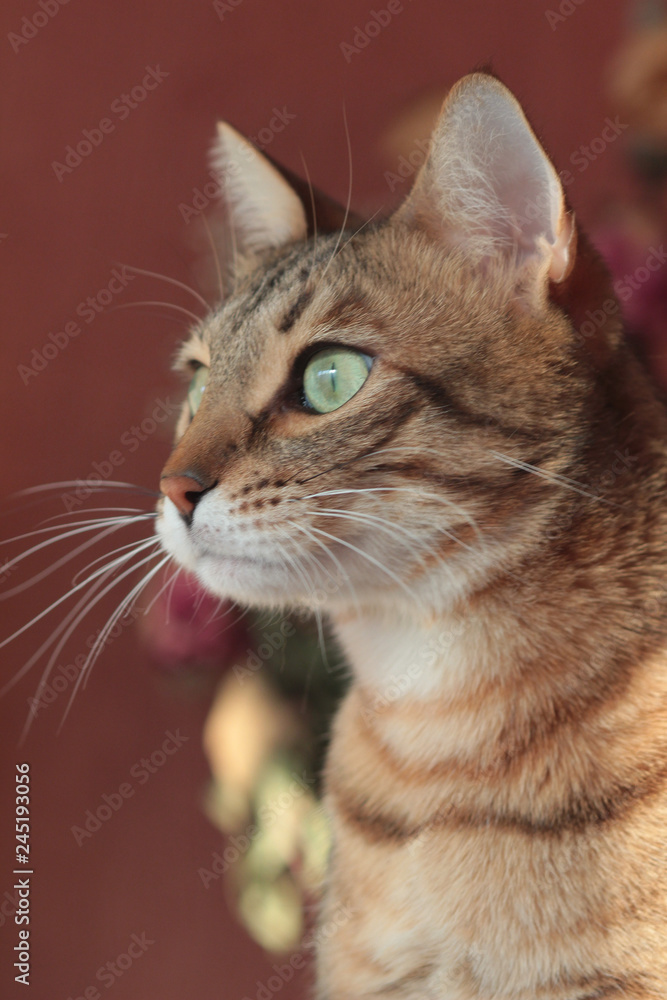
[211,122,308,255]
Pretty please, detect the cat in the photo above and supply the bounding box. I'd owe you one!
[156,73,667,998]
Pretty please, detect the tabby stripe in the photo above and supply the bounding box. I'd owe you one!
[277,287,315,333]
[331,756,667,842]
[331,783,417,844]
[374,962,436,994]
[400,367,543,440]
[575,973,653,999]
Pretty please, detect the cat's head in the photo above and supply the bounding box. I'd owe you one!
[156,73,617,615]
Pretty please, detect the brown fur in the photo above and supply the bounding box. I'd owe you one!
[157,76,667,997]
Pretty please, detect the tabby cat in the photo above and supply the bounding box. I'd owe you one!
[157,74,667,998]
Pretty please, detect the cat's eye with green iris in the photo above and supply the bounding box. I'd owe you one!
[302,348,372,414]
[187,365,209,418]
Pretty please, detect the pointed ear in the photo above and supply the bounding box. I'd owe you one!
[210,122,308,254]
[395,73,576,307]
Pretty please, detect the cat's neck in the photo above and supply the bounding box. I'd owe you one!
[329,485,667,771]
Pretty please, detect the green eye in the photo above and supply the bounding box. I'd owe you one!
[302,348,372,414]
[187,365,209,417]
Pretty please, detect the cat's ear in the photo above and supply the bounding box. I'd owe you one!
[395,73,575,308]
[211,122,308,254]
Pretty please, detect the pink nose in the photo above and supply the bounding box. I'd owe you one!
[160,475,207,517]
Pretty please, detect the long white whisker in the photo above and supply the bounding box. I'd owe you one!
[200,212,226,304]
[113,300,204,326]
[0,513,153,551]
[321,105,353,278]
[71,535,160,587]
[489,451,611,504]
[0,536,159,650]
[39,506,151,524]
[0,518,154,601]
[140,564,188,620]
[293,487,483,543]
[299,151,319,272]
[337,206,383,255]
[288,519,360,614]
[307,524,419,605]
[17,549,164,719]
[309,507,459,585]
[17,556,146,743]
[14,480,160,498]
[2,540,159,700]
[79,551,171,692]
[118,262,211,312]
[273,528,330,673]
[314,504,475,558]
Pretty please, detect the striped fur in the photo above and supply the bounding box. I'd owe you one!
[157,75,667,997]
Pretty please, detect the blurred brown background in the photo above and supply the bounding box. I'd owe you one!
[0,1,640,997]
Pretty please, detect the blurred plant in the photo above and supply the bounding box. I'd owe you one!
[141,569,348,952]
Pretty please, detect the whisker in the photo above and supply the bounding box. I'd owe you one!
[0,513,151,550]
[79,551,171,693]
[273,529,330,674]
[288,519,360,614]
[71,535,160,587]
[0,535,160,651]
[0,517,154,601]
[141,564,182,619]
[17,558,140,743]
[308,507,459,585]
[39,506,151,524]
[117,262,211,312]
[299,151,319,274]
[316,502,475,557]
[2,540,160,699]
[17,548,164,710]
[336,205,383,255]
[200,212,226,304]
[113,300,204,326]
[13,480,161,499]
[293,487,483,544]
[489,452,614,505]
[307,524,419,605]
[48,551,168,735]
[321,105,353,278]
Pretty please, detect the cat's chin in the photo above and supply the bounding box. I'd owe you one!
[193,552,297,605]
